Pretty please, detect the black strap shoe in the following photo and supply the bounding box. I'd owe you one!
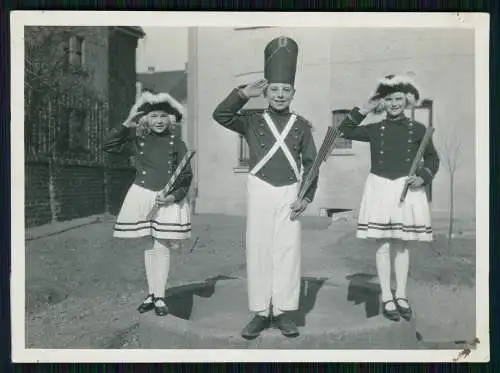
[381,300,400,322]
[153,297,169,317]
[241,315,271,340]
[274,313,299,338]
[395,298,413,321]
[137,293,155,313]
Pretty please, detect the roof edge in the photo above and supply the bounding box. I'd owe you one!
[114,26,146,38]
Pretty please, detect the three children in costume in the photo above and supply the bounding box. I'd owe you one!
[104,35,439,339]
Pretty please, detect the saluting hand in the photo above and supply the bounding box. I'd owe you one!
[240,79,268,98]
[406,175,425,190]
[155,193,175,206]
[123,110,145,128]
[359,93,382,115]
[290,199,309,221]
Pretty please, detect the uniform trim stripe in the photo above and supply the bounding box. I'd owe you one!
[358,222,432,229]
[114,226,192,233]
[358,223,432,233]
[115,220,191,227]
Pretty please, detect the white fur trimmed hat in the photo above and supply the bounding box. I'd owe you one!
[374,74,421,102]
[131,91,185,122]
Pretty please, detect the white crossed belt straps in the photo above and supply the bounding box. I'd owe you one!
[250,112,301,180]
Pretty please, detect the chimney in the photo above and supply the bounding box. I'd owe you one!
[148,66,155,73]
[184,62,188,72]
[135,82,143,100]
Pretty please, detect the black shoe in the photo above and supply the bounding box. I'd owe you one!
[274,313,299,338]
[241,315,271,340]
[381,300,400,322]
[153,297,169,317]
[395,298,413,321]
[137,293,155,313]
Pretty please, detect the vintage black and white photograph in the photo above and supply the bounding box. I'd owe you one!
[11,12,489,362]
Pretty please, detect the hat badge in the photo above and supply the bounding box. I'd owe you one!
[278,36,288,47]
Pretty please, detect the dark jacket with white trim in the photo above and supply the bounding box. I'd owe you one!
[103,125,193,202]
[339,107,440,184]
[212,88,319,202]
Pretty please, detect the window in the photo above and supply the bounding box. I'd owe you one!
[332,109,352,150]
[58,107,89,153]
[238,134,250,168]
[410,99,434,202]
[68,35,85,69]
[410,99,433,127]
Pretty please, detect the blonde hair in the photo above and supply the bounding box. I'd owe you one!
[135,114,151,137]
[373,92,419,115]
[135,111,177,137]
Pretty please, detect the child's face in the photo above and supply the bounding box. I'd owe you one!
[383,92,407,117]
[265,83,295,111]
[147,110,174,133]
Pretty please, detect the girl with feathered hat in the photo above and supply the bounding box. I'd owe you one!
[103,91,193,317]
[338,75,440,322]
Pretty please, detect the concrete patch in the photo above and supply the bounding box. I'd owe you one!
[139,277,418,349]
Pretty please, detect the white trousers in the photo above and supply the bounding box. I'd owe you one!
[245,174,301,313]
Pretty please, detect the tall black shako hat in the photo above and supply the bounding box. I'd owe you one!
[264,36,298,86]
[132,91,184,122]
[374,74,421,102]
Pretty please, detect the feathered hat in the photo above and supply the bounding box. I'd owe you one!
[374,74,421,103]
[131,91,184,122]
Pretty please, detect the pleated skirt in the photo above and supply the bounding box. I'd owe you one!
[357,173,433,242]
[113,184,191,240]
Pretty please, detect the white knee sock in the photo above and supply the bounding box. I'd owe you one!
[144,240,171,301]
[144,248,156,298]
[394,243,410,302]
[376,240,393,304]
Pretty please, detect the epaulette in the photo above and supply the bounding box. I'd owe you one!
[292,112,314,130]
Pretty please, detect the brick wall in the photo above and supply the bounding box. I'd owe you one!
[24,26,142,227]
[105,167,136,215]
[25,161,52,227]
[53,164,106,221]
[25,159,136,227]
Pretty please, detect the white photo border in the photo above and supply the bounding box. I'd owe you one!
[10,10,490,363]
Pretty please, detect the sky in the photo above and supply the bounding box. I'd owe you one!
[136,27,189,73]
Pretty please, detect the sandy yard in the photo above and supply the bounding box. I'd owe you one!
[24,212,476,349]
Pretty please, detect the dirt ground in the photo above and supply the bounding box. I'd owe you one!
[24,212,476,349]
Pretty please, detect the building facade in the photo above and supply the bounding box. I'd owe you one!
[25,26,145,227]
[186,27,476,220]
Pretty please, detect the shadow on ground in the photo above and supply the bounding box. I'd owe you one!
[163,275,238,319]
[163,275,337,327]
[346,273,381,318]
[292,276,329,326]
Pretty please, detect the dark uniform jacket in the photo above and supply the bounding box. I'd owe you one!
[103,124,193,202]
[212,88,319,202]
[339,107,440,184]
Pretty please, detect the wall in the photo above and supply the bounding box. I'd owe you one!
[25,161,52,227]
[108,27,139,130]
[192,27,332,216]
[189,27,476,220]
[320,28,475,218]
[25,27,141,227]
